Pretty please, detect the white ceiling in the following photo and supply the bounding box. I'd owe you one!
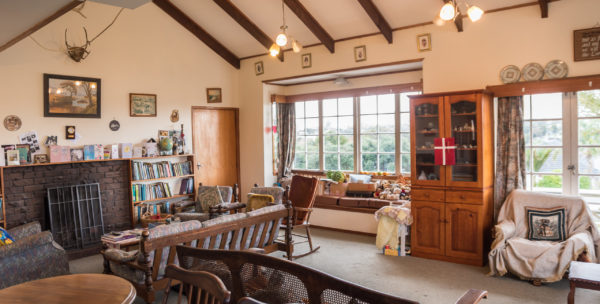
[1,0,538,57]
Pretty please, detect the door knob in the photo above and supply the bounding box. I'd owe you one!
[197,162,203,169]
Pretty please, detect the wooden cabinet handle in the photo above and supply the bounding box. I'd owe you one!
[424,193,430,197]
[459,194,466,199]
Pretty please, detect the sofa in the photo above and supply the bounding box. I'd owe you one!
[0,221,70,289]
[102,202,293,303]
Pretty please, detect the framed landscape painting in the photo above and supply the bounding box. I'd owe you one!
[130,93,157,117]
[207,88,222,103]
[44,74,101,118]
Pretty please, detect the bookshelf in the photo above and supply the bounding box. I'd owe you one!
[128,154,195,226]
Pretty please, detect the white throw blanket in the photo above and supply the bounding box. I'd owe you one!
[488,190,600,282]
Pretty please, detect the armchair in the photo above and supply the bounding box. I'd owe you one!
[246,184,285,211]
[488,190,600,283]
[0,222,70,289]
[174,183,245,222]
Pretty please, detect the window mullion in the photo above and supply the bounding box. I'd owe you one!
[318,99,324,171]
[355,96,360,173]
[395,93,401,176]
[569,91,579,195]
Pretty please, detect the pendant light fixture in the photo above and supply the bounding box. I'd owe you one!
[437,0,484,24]
[270,0,302,57]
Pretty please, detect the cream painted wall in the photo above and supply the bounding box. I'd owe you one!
[238,0,600,192]
[0,1,239,159]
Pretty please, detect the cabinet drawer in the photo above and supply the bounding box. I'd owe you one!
[446,191,482,204]
[412,189,444,202]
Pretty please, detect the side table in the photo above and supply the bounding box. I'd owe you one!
[568,261,600,304]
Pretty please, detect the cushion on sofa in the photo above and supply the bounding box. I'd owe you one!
[338,197,361,207]
[314,195,339,206]
[202,213,248,227]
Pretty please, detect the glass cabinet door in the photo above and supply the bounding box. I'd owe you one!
[411,97,445,186]
[445,94,480,186]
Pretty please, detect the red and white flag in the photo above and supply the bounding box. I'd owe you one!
[434,137,456,166]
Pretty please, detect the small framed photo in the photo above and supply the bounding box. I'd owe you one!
[301,53,312,68]
[130,93,157,117]
[34,154,49,164]
[206,88,222,103]
[71,148,84,161]
[354,45,366,62]
[417,33,432,52]
[254,61,264,75]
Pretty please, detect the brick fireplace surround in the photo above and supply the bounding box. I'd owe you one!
[3,160,132,232]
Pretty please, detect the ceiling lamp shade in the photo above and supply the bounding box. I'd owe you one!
[433,15,445,26]
[269,43,280,57]
[439,2,456,21]
[467,5,484,22]
[276,32,288,47]
[292,39,302,53]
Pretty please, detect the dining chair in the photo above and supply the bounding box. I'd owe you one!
[162,264,231,304]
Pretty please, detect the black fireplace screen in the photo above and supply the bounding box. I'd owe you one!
[46,183,105,250]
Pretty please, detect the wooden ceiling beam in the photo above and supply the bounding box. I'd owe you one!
[356,0,393,43]
[153,0,240,69]
[538,0,549,18]
[0,0,83,53]
[282,0,335,53]
[212,0,283,62]
[442,0,463,32]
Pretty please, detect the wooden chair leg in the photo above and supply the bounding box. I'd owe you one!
[567,281,576,304]
[291,225,320,259]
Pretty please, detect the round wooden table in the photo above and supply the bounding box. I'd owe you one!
[0,274,136,304]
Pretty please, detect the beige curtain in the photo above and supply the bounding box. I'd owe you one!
[277,103,296,182]
[494,96,526,221]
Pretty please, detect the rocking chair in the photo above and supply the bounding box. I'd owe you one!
[282,175,320,259]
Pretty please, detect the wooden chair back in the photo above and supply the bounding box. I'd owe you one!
[288,175,319,224]
[162,264,231,304]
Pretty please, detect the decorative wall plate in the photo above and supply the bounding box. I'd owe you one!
[521,63,544,81]
[544,60,568,79]
[4,115,22,131]
[500,65,521,83]
[109,120,120,131]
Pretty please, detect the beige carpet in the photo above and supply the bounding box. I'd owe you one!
[70,228,600,304]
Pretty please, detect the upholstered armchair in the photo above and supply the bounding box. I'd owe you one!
[488,190,600,284]
[0,221,70,289]
[246,184,285,211]
[174,184,245,222]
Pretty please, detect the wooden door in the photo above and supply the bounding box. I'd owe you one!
[192,107,240,188]
[410,96,446,187]
[411,201,445,256]
[443,93,483,188]
[445,203,482,260]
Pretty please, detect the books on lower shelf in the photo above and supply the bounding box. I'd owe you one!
[133,201,173,223]
[132,182,173,202]
[132,160,192,181]
[101,228,144,249]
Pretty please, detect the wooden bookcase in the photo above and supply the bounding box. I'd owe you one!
[128,154,195,226]
[409,90,494,266]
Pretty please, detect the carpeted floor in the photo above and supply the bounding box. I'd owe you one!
[70,228,600,304]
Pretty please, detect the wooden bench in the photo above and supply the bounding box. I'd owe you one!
[102,201,293,303]
[568,261,600,304]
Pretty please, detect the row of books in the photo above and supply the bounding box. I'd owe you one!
[131,161,192,181]
[132,182,173,203]
[101,228,144,249]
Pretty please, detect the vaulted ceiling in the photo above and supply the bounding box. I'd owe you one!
[0,0,553,67]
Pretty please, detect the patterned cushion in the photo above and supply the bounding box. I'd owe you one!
[196,186,225,212]
[176,212,210,222]
[249,187,285,205]
[148,220,202,240]
[202,213,248,227]
[104,249,138,262]
[0,227,14,246]
[247,204,286,217]
[527,207,566,242]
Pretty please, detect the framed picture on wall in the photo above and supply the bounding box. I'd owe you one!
[417,33,432,52]
[354,45,366,62]
[301,53,312,68]
[206,88,222,103]
[573,27,600,61]
[44,74,101,118]
[255,61,264,76]
[130,93,157,117]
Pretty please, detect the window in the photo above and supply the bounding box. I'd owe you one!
[359,94,396,173]
[287,88,421,175]
[522,90,600,220]
[323,97,354,171]
[294,100,320,170]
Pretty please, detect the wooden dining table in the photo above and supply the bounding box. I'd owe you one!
[0,273,136,304]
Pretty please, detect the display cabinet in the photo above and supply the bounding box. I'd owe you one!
[409,90,494,266]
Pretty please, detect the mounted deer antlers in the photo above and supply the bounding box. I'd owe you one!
[64,7,124,62]
[65,27,90,62]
